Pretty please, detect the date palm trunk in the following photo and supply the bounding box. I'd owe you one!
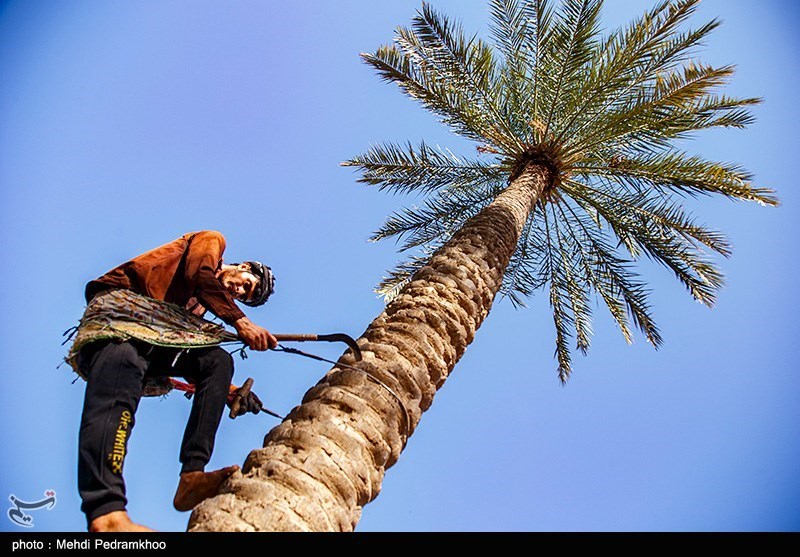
[188,163,550,531]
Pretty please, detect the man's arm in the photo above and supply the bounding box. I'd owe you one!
[184,231,276,351]
[184,231,246,325]
[233,316,277,351]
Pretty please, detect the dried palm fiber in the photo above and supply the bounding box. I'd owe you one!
[65,289,238,396]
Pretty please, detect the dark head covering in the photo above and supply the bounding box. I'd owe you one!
[242,261,274,307]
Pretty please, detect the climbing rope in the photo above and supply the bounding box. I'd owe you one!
[273,344,412,448]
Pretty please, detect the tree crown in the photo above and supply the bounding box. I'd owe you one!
[344,0,778,381]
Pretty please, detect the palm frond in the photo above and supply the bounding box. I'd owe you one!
[410,3,525,152]
[556,197,662,348]
[523,0,556,142]
[488,0,555,141]
[360,45,492,147]
[580,151,779,205]
[540,0,604,140]
[361,2,526,153]
[563,179,724,306]
[553,0,712,146]
[371,179,504,251]
[551,205,593,355]
[489,0,530,138]
[343,141,506,196]
[569,62,754,158]
[542,203,575,381]
[567,177,733,255]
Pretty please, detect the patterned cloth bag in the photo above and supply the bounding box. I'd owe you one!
[65,289,239,396]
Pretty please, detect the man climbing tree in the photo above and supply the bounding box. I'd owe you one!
[68,230,277,532]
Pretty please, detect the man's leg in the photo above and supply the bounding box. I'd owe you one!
[165,347,239,511]
[173,346,234,472]
[77,341,151,530]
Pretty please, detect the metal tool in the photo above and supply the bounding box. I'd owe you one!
[272,333,362,361]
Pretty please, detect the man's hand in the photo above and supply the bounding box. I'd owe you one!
[227,385,264,417]
[233,317,278,351]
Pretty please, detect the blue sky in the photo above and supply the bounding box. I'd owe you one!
[1,0,798,532]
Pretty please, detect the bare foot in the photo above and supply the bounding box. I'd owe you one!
[173,465,240,512]
[89,510,155,532]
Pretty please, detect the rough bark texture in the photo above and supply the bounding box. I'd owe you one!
[188,164,548,532]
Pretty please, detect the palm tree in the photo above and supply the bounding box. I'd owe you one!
[189,0,776,531]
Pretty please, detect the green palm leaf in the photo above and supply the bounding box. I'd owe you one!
[346,141,506,196]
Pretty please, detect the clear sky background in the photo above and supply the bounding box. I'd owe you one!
[0,0,798,532]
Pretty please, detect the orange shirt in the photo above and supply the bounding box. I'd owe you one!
[85,231,245,325]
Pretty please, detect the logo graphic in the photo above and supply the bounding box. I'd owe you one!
[109,409,132,474]
[7,490,56,528]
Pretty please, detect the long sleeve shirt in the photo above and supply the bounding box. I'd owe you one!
[84,230,246,325]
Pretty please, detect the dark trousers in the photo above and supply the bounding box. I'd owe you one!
[77,340,234,523]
